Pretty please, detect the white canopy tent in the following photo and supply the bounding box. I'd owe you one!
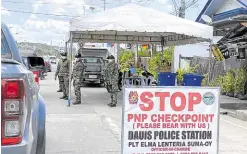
[65,3,213,106]
[68,3,213,45]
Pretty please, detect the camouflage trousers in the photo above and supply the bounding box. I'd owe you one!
[61,75,69,97]
[109,83,118,105]
[58,76,64,90]
[74,79,82,102]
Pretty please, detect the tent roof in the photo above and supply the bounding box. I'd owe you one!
[68,3,213,45]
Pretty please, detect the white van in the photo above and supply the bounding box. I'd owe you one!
[49,56,57,64]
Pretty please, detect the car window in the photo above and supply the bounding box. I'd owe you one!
[1,30,12,59]
[83,57,102,63]
[43,57,49,61]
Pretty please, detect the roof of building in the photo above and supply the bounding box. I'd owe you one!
[196,0,247,23]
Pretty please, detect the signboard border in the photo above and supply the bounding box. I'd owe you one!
[121,86,221,154]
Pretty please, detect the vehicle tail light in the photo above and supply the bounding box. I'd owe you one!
[32,71,39,85]
[1,79,25,145]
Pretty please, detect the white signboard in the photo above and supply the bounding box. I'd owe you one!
[122,87,220,154]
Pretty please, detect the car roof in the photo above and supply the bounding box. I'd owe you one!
[21,52,38,57]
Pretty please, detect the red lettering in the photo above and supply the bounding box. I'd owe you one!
[188,92,202,111]
[155,92,170,111]
[127,114,148,122]
[151,114,157,122]
[140,92,154,111]
[170,92,186,111]
[127,114,133,122]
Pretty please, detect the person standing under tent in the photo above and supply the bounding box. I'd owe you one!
[71,53,85,104]
[55,52,70,100]
[55,55,63,92]
[105,55,119,107]
[129,63,136,76]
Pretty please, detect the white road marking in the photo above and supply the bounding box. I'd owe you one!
[221,119,247,131]
[103,116,121,141]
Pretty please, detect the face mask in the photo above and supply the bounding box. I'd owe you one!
[61,56,67,59]
[108,59,114,63]
[76,58,81,62]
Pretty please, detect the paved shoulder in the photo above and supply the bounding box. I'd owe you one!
[219,115,247,154]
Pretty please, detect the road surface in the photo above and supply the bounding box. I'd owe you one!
[40,72,247,154]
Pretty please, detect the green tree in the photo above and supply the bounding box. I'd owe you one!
[119,49,134,72]
[148,46,174,78]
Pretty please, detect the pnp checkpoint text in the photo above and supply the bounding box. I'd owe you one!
[139,92,202,111]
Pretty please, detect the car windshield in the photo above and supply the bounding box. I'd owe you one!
[1,30,12,59]
[83,57,102,63]
[50,57,56,60]
[43,57,49,61]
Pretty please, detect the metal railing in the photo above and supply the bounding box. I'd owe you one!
[123,76,154,86]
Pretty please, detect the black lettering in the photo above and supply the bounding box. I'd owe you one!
[128,131,153,140]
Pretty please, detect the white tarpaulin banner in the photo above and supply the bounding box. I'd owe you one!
[122,87,220,154]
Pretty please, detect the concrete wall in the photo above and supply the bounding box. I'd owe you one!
[225,49,247,70]
[173,43,210,72]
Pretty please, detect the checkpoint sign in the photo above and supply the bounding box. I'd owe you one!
[121,87,220,154]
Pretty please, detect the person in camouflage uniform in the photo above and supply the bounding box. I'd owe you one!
[56,56,63,92]
[71,53,84,105]
[105,55,119,107]
[55,52,70,100]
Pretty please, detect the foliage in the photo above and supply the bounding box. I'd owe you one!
[148,46,174,79]
[202,74,224,87]
[138,50,150,57]
[176,66,197,86]
[234,68,247,94]
[224,69,235,93]
[119,49,134,72]
[17,42,76,57]
[208,80,217,87]
[136,67,143,76]
[201,74,208,87]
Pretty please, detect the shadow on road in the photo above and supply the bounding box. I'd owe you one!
[82,83,104,88]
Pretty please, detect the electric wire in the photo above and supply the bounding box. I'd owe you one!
[1,8,81,17]
[1,0,113,6]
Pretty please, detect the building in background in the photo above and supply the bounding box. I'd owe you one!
[196,0,247,70]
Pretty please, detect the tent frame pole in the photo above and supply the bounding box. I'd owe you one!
[65,42,68,52]
[208,39,213,86]
[68,32,73,107]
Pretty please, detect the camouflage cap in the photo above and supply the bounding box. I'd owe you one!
[61,52,67,56]
[107,55,115,59]
[75,53,81,58]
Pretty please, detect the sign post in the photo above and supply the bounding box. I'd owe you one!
[121,87,220,154]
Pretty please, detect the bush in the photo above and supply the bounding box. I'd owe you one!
[138,50,150,57]
[148,46,174,79]
[119,49,134,72]
[224,69,235,93]
[176,66,197,86]
[234,68,247,94]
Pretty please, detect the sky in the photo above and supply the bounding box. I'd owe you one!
[1,0,208,46]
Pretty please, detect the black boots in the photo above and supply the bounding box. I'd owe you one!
[72,101,81,105]
[60,95,68,100]
[108,103,116,107]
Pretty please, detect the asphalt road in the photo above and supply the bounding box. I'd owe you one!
[40,72,247,154]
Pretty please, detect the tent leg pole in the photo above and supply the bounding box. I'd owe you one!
[68,33,73,107]
[135,44,138,66]
[208,40,212,86]
[65,42,68,52]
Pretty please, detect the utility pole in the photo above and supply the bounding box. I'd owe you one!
[179,0,185,18]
